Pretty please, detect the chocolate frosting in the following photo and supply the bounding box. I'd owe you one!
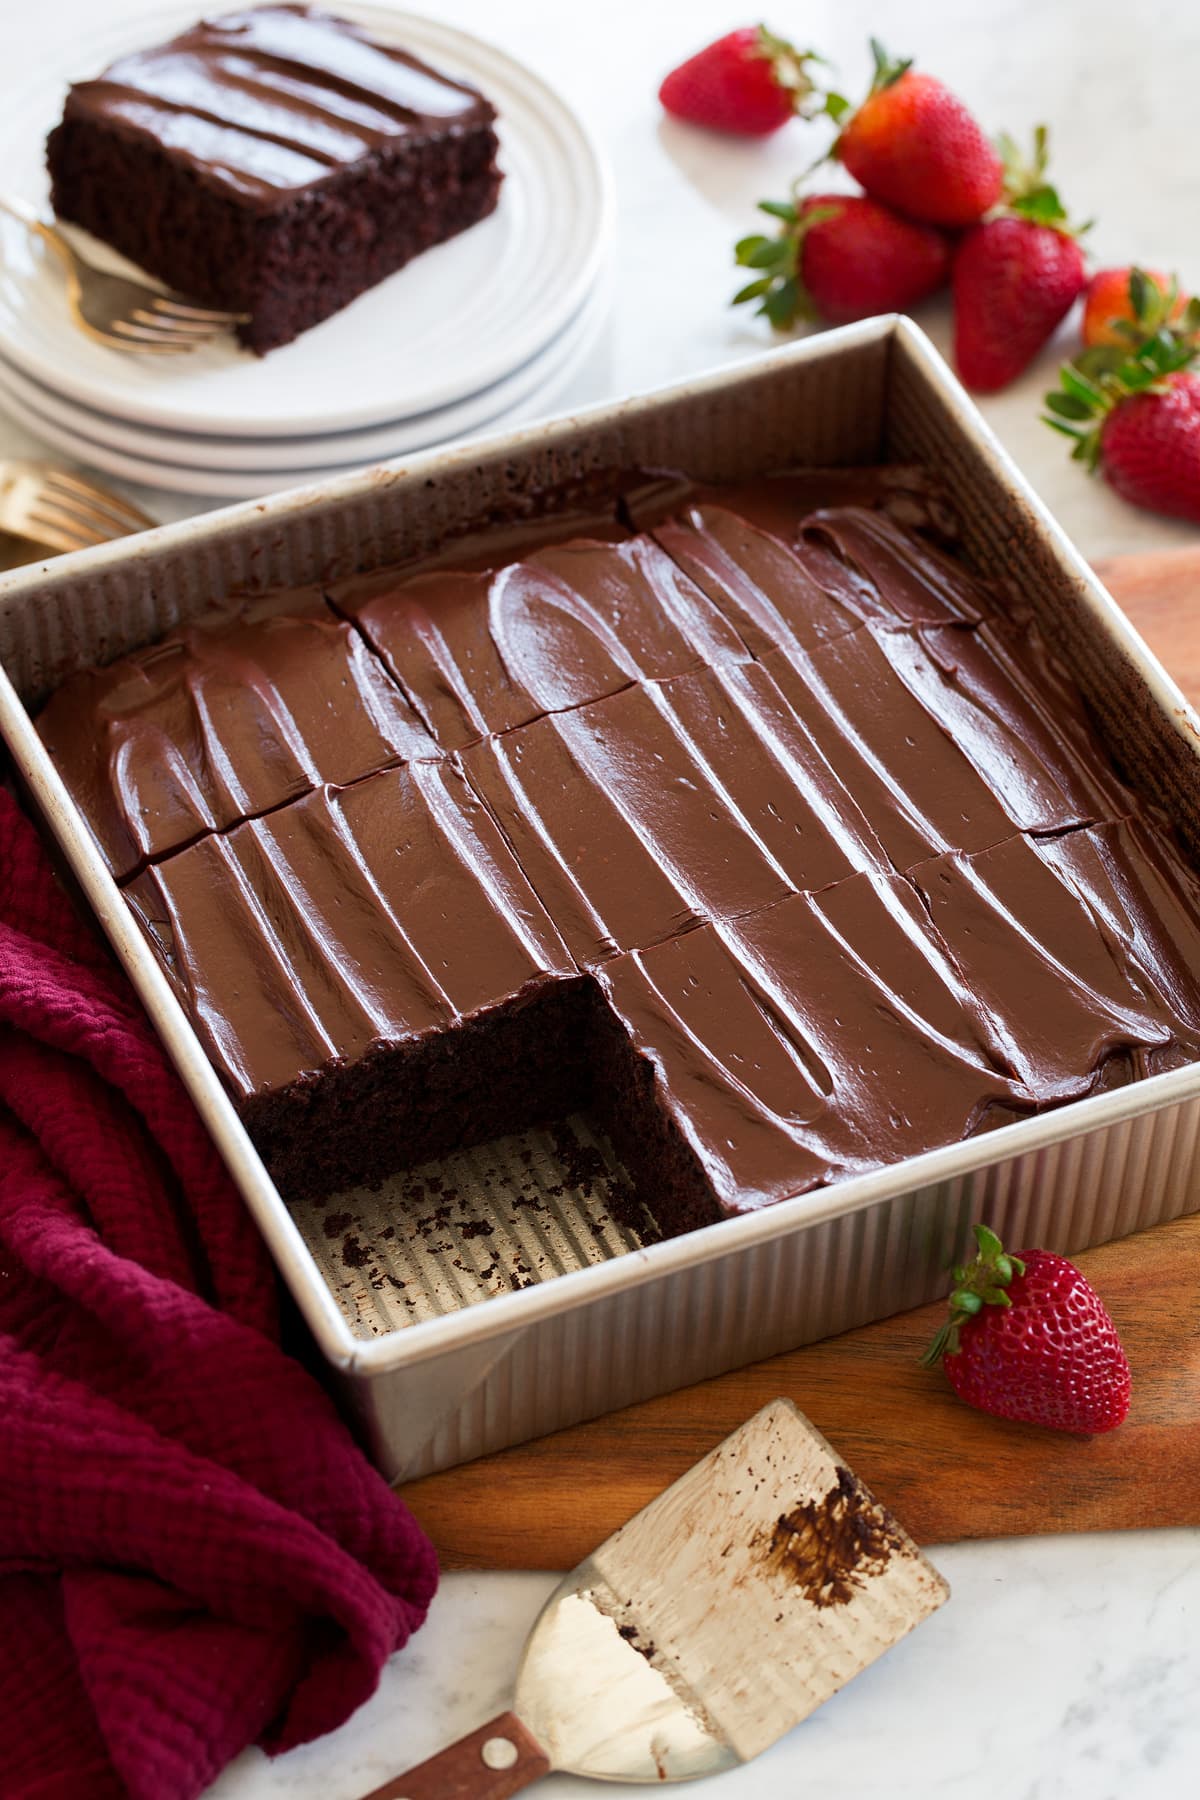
[124,761,573,1102]
[596,820,1198,1214]
[596,882,1028,1212]
[460,578,1135,968]
[48,464,1200,1222]
[37,587,432,879]
[341,534,749,752]
[461,676,795,965]
[645,498,990,661]
[60,5,495,203]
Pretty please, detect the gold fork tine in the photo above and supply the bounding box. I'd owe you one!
[0,459,156,557]
[25,503,112,548]
[152,296,251,325]
[13,519,94,556]
[1,197,248,353]
[131,306,221,337]
[39,491,145,541]
[93,335,203,356]
[40,469,155,532]
[109,318,208,347]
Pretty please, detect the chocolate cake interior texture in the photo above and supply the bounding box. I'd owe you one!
[38,467,1200,1234]
[46,5,503,354]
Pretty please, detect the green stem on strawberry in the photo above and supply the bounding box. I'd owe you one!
[1109,270,1193,346]
[822,36,911,125]
[995,124,1088,236]
[920,1223,1027,1365]
[752,26,829,120]
[733,196,840,329]
[1043,298,1200,469]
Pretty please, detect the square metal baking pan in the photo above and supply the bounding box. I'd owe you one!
[4,316,1200,1482]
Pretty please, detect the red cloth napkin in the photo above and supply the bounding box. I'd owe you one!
[0,786,438,1800]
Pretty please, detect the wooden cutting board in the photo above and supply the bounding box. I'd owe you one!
[401,550,1200,1567]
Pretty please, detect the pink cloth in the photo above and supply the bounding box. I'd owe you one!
[0,787,438,1798]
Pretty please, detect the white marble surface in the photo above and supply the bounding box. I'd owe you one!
[4,0,1199,1794]
[207,1537,1200,1800]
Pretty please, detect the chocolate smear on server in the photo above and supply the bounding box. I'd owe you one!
[761,1467,907,1608]
[617,1623,657,1661]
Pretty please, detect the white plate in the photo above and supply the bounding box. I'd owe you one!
[0,3,613,438]
[0,274,609,472]
[0,279,611,497]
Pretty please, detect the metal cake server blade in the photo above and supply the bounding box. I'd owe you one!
[362,1398,949,1796]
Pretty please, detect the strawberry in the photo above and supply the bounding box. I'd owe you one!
[658,26,822,136]
[922,1224,1131,1435]
[952,128,1088,392]
[829,39,1003,228]
[1082,266,1190,349]
[1044,317,1200,523]
[1100,376,1200,520]
[733,192,950,329]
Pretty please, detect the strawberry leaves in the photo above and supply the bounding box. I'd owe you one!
[1099,269,1200,353]
[820,36,911,127]
[921,1222,1026,1364]
[1043,281,1200,468]
[866,35,913,94]
[733,199,838,328]
[751,26,827,120]
[997,125,1086,234]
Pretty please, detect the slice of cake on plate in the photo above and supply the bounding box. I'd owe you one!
[46,4,503,353]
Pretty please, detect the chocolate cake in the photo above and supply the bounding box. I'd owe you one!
[36,586,433,878]
[46,5,503,353]
[123,761,586,1199]
[39,468,1200,1230]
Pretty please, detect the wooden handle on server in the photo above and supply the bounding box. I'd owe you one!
[358,1710,551,1800]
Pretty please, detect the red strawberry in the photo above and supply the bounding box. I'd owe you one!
[733,192,950,329]
[1101,375,1200,520]
[1045,320,1200,523]
[831,39,1002,228]
[954,220,1086,390]
[953,129,1088,392]
[658,26,821,137]
[922,1224,1131,1435]
[1082,266,1189,349]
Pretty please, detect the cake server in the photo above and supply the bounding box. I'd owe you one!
[361,1398,948,1796]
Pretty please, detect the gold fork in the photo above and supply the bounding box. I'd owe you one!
[0,196,249,354]
[0,460,155,555]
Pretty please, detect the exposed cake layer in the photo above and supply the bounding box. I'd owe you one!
[592,823,1200,1226]
[46,6,503,353]
[334,475,633,584]
[123,761,582,1196]
[37,586,433,879]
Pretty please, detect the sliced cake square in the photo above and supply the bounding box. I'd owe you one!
[46,5,503,353]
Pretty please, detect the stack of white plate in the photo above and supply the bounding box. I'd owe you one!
[0,7,614,498]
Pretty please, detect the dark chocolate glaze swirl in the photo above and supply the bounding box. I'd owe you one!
[60,5,495,202]
[37,587,433,878]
